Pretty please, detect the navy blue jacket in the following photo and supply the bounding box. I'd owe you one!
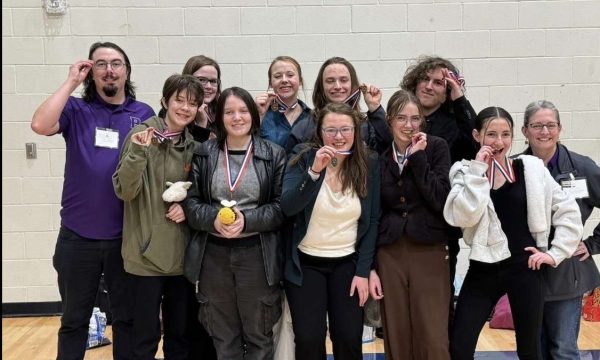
[523,144,600,301]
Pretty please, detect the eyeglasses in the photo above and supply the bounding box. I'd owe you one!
[392,116,422,126]
[322,126,354,138]
[94,60,124,71]
[195,76,220,87]
[528,122,560,131]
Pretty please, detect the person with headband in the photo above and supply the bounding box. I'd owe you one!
[443,106,583,360]
[520,100,600,360]
[369,90,452,360]
[282,102,380,360]
[286,56,390,154]
[255,56,312,150]
[183,87,286,359]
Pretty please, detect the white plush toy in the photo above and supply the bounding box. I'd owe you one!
[162,181,192,202]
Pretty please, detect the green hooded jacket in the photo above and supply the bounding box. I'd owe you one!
[113,116,195,276]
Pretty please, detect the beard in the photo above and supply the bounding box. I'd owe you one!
[102,84,119,97]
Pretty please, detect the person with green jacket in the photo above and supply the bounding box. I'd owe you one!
[113,74,204,360]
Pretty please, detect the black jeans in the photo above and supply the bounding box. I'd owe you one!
[53,226,133,360]
[451,259,544,360]
[285,252,363,360]
[130,275,190,360]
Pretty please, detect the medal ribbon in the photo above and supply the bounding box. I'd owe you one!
[392,142,412,174]
[273,94,298,113]
[487,156,515,187]
[152,128,182,144]
[224,140,254,193]
[204,107,215,125]
[344,88,361,109]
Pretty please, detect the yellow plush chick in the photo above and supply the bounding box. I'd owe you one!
[218,200,237,225]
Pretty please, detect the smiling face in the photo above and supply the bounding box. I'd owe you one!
[415,67,447,114]
[162,89,200,132]
[269,60,301,101]
[323,64,352,104]
[521,108,562,155]
[389,102,423,147]
[91,47,127,99]
[320,112,355,152]
[192,65,219,104]
[223,94,253,140]
[473,117,513,160]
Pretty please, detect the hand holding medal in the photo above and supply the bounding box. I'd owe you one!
[311,145,339,173]
[255,92,277,118]
[131,127,155,147]
[410,132,427,152]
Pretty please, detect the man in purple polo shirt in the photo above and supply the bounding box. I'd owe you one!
[31,42,155,360]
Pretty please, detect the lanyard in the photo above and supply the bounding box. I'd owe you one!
[487,156,515,187]
[224,140,253,193]
[392,142,412,175]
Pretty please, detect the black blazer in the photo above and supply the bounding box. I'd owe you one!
[378,135,452,247]
[281,146,381,286]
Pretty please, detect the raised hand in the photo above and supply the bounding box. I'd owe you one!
[361,83,382,112]
[131,127,155,147]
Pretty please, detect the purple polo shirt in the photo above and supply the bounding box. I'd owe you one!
[57,95,155,239]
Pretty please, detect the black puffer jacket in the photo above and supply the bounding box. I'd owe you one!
[183,136,286,287]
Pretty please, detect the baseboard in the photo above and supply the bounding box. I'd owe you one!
[2,301,62,317]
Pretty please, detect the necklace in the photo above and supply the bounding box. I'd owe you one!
[331,158,338,167]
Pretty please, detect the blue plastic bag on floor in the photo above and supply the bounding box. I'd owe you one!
[86,307,111,349]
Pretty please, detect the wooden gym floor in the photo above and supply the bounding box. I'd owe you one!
[3,316,600,359]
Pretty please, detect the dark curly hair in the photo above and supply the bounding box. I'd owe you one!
[400,55,460,105]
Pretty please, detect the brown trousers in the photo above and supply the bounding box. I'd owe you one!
[377,239,451,360]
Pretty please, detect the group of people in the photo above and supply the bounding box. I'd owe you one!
[30,41,600,360]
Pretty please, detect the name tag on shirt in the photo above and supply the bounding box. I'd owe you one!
[95,127,119,149]
[560,178,589,199]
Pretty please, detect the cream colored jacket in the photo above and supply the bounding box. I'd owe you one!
[443,155,582,265]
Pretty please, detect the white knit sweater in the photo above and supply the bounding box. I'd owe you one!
[443,155,583,265]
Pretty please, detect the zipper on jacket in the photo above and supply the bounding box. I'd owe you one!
[195,280,199,294]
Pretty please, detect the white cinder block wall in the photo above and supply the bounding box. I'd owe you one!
[2,0,599,304]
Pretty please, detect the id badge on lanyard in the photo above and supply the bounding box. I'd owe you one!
[560,174,589,199]
[95,127,119,149]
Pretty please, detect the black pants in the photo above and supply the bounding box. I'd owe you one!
[53,226,133,360]
[130,275,190,360]
[451,259,544,360]
[198,241,281,360]
[285,252,363,360]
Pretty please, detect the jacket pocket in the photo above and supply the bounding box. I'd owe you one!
[141,223,185,273]
[195,291,213,337]
[261,289,282,336]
